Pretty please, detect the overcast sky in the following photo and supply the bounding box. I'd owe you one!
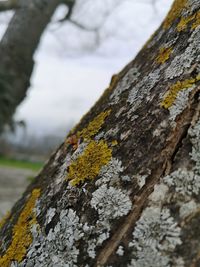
[2,0,174,137]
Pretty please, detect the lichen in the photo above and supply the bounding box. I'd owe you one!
[156,47,173,64]
[110,67,140,104]
[167,86,194,121]
[128,247,170,267]
[13,208,85,267]
[189,117,200,172]
[131,207,182,252]
[179,200,198,219]
[163,0,187,29]
[76,110,111,141]
[192,11,200,29]
[0,189,41,267]
[116,245,124,256]
[95,158,124,187]
[164,119,200,198]
[91,184,132,220]
[164,168,200,196]
[161,77,197,109]
[165,26,200,79]
[177,13,196,31]
[87,183,132,258]
[67,140,112,186]
[127,69,160,114]
[0,211,11,230]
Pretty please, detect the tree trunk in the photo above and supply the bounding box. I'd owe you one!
[1,0,200,266]
[0,0,61,132]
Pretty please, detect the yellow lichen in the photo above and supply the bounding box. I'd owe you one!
[156,47,173,64]
[0,211,11,230]
[191,11,200,29]
[77,110,111,141]
[177,13,196,31]
[163,0,187,29]
[161,77,198,109]
[0,188,41,267]
[111,140,118,146]
[68,140,112,186]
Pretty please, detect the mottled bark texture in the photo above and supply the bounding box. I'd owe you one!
[1,0,200,266]
[0,0,61,132]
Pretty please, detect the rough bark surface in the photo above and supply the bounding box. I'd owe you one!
[1,0,200,266]
[0,0,61,131]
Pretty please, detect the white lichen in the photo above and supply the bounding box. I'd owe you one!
[91,185,132,220]
[168,86,194,122]
[165,26,200,79]
[121,175,131,182]
[110,67,140,104]
[128,247,170,267]
[136,174,148,189]
[187,0,200,12]
[127,69,160,114]
[179,200,198,219]
[71,142,88,161]
[164,168,200,196]
[95,158,124,186]
[14,209,84,267]
[45,207,56,226]
[189,118,200,173]
[116,245,124,256]
[131,207,182,252]
[149,183,169,203]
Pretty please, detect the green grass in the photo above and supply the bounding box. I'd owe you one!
[0,156,44,172]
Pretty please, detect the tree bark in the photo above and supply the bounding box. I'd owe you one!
[0,0,61,131]
[1,0,200,266]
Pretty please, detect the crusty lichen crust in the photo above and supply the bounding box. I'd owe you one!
[0,189,41,267]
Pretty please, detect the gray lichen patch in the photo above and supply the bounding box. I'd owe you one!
[110,67,140,105]
[130,207,182,252]
[164,118,200,198]
[165,26,200,80]
[187,0,200,12]
[11,209,85,267]
[116,245,124,256]
[179,200,198,219]
[189,117,200,173]
[127,247,171,267]
[127,69,161,111]
[164,168,200,196]
[168,86,194,122]
[91,185,132,221]
[127,206,182,267]
[95,158,124,187]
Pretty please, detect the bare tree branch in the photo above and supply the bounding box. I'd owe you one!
[0,0,19,12]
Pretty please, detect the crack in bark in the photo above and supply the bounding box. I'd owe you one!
[95,89,200,267]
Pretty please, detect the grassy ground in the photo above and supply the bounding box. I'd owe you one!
[0,156,44,171]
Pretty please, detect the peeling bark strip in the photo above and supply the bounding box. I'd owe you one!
[1,0,200,266]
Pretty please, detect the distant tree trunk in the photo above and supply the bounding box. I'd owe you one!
[1,0,200,266]
[0,0,61,132]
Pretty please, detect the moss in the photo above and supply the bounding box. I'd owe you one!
[77,110,111,141]
[161,76,199,109]
[67,140,112,186]
[163,0,187,29]
[0,188,41,267]
[192,11,200,29]
[177,13,196,31]
[0,211,11,230]
[156,47,173,64]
